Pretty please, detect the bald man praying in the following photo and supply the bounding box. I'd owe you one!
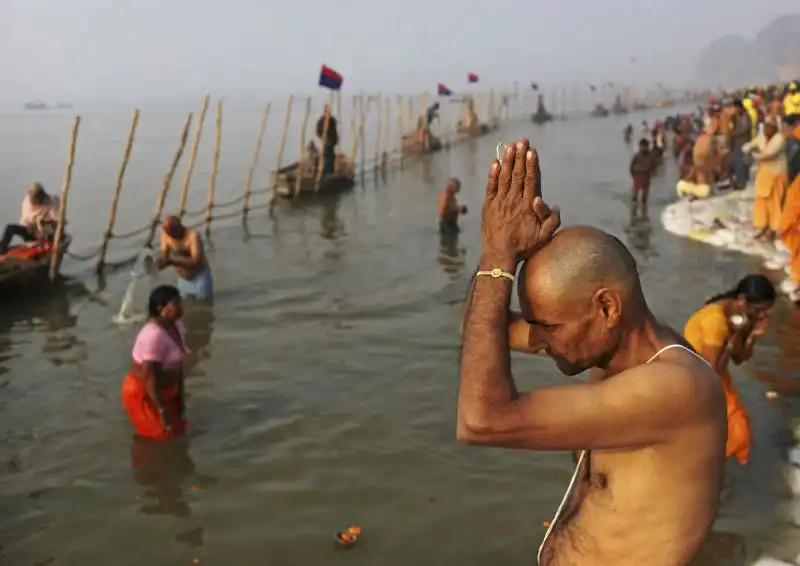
[457,139,726,566]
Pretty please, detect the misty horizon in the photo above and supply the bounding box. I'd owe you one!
[3,0,799,108]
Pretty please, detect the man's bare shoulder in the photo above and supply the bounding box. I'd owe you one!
[612,350,724,426]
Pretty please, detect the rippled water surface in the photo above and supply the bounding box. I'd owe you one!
[1,106,799,566]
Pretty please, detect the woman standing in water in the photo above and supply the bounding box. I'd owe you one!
[683,274,776,465]
[122,285,189,440]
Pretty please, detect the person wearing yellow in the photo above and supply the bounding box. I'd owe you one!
[743,96,759,139]
[784,82,800,117]
[684,274,776,465]
[743,116,787,241]
[779,113,800,292]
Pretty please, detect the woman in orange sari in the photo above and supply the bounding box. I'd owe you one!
[684,275,776,465]
[779,114,800,291]
[122,285,189,441]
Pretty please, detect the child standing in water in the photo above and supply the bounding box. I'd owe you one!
[629,138,654,223]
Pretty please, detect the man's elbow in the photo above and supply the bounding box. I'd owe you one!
[456,413,498,445]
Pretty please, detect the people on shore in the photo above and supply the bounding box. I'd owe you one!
[315,104,339,176]
[0,182,60,254]
[458,138,725,566]
[683,274,775,465]
[122,285,189,441]
[744,116,787,241]
[729,99,753,191]
[437,178,467,235]
[156,215,214,301]
[779,113,800,296]
[629,138,654,222]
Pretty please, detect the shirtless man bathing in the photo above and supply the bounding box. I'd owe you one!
[458,139,726,566]
[437,178,468,235]
[155,215,214,300]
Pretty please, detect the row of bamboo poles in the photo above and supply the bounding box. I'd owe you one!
[45,88,516,281]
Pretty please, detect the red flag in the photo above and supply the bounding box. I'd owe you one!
[318,65,343,90]
[437,83,453,96]
[467,73,479,84]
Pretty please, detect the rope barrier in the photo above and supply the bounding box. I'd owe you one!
[61,104,528,266]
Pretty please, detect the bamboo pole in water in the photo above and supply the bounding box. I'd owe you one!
[96,108,139,273]
[348,95,359,164]
[381,95,390,170]
[49,116,81,282]
[272,94,295,192]
[178,94,210,220]
[336,90,342,129]
[396,95,404,166]
[421,92,430,149]
[294,96,312,198]
[203,101,222,237]
[242,102,271,219]
[358,95,371,173]
[373,94,383,169]
[145,112,193,248]
[407,96,414,135]
[315,91,334,191]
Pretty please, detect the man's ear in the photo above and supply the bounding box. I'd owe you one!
[594,288,622,328]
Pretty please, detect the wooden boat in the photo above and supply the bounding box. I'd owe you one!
[531,95,554,124]
[591,104,610,117]
[457,120,492,136]
[632,102,649,111]
[272,154,355,199]
[0,236,71,291]
[402,132,443,156]
[612,95,629,115]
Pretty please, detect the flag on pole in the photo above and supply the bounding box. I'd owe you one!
[318,65,343,91]
[467,73,479,83]
[437,83,453,96]
[531,82,539,91]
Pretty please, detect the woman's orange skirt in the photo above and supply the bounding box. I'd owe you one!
[122,372,186,441]
[725,389,752,465]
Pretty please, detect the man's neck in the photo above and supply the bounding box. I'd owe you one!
[602,312,673,376]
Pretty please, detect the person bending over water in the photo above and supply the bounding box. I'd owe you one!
[437,178,467,234]
[123,285,189,441]
[156,215,213,300]
[684,274,775,465]
[458,139,726,566]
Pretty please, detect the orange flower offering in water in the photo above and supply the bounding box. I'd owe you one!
[334,525,362,548]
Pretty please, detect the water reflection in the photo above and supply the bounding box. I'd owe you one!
[318,193,345,241]
[0,282,86,372]
[130,435,217,519]
[625,220,653,253]
[182,305,215,376]
[437,232,466,278]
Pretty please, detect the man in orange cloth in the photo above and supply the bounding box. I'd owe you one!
[745,116,787,241]
[779,113,800,292]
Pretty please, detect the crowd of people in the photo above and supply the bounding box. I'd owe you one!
[657,82,800,299]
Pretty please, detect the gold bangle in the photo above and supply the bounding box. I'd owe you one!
[476,268,515,282]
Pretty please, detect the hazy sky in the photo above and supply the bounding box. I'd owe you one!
[2,0,798,105]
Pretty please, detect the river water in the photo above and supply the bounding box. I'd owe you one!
[1,103,799,566]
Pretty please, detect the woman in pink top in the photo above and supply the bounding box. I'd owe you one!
[122,285,189,440]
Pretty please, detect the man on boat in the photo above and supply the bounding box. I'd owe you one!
[155,215,213,301]
[458,139,725,566]
[0,182,60,254]
[315,104,339,176]
[437,178,467,235]
[417,102,440,149]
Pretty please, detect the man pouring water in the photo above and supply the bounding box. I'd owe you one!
[457,139,726,565]
[155,215,214,300]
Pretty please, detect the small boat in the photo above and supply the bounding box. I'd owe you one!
[0,236,71,291]
[531,94,554,124]
[24,100,48,111]
[457,120,492,136]
[612,95,629,115]
[402,132,443,156]
[57,102,74,110]
[632,102,649,111]
[272,154,355,199]
[591,104,610,117]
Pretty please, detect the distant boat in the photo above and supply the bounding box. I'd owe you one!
[24,100,48,111]
[56,102,73,110]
